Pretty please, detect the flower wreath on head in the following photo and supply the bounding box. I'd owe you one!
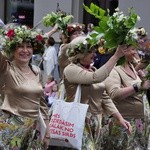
[0,25,46,56]
[137,27,147,37]
[66,23,85,37]
[67,36,96,58]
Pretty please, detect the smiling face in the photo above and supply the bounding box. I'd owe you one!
[13,42,33,64]
[125,45,140,63]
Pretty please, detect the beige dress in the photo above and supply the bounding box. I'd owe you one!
[64,63,119,150]
[103,64,150,150]
[58,44,70,80]
[0,52,49,149]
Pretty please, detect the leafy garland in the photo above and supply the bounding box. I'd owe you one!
[42,11,73,36]
[83,3,140,50]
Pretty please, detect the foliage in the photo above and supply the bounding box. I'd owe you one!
[83,3,140,50]
[42,11,73,35]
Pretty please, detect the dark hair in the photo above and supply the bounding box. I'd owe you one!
[47,37,55,46]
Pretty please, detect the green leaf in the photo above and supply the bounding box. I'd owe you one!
[83,3,140,53]
[42,11,73,31]
[83,3,106,19]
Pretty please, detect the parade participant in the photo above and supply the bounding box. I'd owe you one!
[104,44,150,149]
[0,25,49,150]
[58,23,85,80]
[63,36,132,149]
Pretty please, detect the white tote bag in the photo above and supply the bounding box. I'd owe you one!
[49,84,89,150]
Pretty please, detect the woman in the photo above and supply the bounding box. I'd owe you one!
[104,44,150,149]
[0,25,49,149]
[63,36,132,150]
[135,27,150,71]
[58,23,85,80]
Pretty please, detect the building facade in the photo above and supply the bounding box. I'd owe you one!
[0,0,150,36]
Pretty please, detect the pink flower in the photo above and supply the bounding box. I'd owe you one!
[136,119,143,132]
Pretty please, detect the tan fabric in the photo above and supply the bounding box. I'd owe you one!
[104,65,144,119]
[64,63,119,115]
[58,44,71,79]
[0,52,49,119]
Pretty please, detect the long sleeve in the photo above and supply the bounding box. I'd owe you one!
[104,69,123,100]
[64,63,109,84]
[104,66,144,118]
[101,91,119,115]
[64,64,118,114]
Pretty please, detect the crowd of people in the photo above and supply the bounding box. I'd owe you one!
[0,14,150,150]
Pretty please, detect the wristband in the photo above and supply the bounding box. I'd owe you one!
[133,84,139,92]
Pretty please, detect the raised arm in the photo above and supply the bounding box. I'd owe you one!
[44,24,59,38]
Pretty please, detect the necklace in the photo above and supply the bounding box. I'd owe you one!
[23,67,31,75]
[17,66,31,75]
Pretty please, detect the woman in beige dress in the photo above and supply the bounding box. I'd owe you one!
[0,25,49,150]
[63,36,132,150]
[104,44,150,150]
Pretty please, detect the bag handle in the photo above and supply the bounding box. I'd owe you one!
[58,80,66,100]
[74,85,81,103]
[58,81,81,103]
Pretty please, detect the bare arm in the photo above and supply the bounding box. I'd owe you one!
[44,24,59,37]
[112,112,132,135]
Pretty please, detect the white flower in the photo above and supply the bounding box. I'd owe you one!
[115,7,119,12]
[137,16,141,21]
[116,14,126,22]
[72,24,76,28]
[140,28,146,35]
[17,38,23,43]
[83,40,88,45]
[18,31,23,35]
[31,32,37,38]
[129,28,137,34]
[22,25,27,30]
[113,12,119,17]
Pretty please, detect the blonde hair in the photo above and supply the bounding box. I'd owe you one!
[68,53,86,64]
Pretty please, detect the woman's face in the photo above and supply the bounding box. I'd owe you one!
[125,46,140,62]
[14,42,33,64]
[80,52,96,66]
[138,36,149,49]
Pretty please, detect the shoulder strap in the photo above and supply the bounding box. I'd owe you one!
[74,85,81,103]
